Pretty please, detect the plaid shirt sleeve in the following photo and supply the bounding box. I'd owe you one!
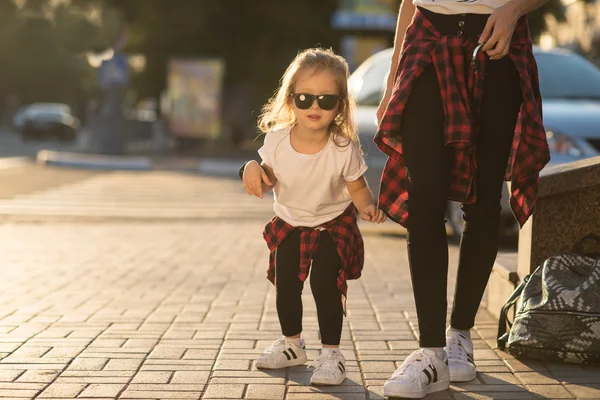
[374,10,550,228]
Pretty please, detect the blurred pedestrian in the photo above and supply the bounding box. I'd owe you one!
[374,0,551,397]
[239,48,385,386]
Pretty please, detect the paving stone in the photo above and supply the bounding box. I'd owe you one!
[213,359,250,370]
[245,384,285,400]
[359,361,396,373]
[78,383,125,397]
[515,372,560,385]
[203,384,245,399]
[0,370,25,381]
[170,371,211,384]
[452,393,535,399]
[120,390,201,399]
[563,384,600,399]
[38,383,86,397]
[126,384,205,391]
[67,358,107,371]
[102,359,143,370]
[479,372,521,385]
[525,384,574,398]
[130,371,172,384]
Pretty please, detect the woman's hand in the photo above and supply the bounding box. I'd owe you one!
[479,3,520,60]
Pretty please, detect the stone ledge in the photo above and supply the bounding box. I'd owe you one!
[538,155,600,197]
[518,156,600,276]
[484,252,519,320]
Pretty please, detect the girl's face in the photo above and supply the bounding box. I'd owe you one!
[290,68,341,134]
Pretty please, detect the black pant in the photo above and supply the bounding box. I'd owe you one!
[275,230,344,346]
[402,9,523,347]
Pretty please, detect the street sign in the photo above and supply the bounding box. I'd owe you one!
[98,53,129,89]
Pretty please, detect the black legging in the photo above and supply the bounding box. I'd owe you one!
[401,8,523,347]
[275,230,344,346]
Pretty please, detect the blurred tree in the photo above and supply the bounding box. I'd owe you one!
[529,0,566,42]
[0,0,122,120]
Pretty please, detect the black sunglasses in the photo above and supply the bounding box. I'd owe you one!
[290,93,340,111]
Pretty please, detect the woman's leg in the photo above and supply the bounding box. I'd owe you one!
[310,232,344,347]
[450,57,522,329]
[401,64,452,348]
[275,230,304,337]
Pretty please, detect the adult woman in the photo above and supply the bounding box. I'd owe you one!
[375,0,550,397]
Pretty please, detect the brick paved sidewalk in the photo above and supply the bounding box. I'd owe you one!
[0,171,599,399]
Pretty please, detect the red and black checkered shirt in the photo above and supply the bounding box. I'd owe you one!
[375,10,550,228]
[263,205,364,314]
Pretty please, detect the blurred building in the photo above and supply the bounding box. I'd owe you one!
[331,0,400,71]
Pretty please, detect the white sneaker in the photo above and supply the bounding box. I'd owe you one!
[445,328,477,382]
[383,349,450,399]
[255,336,307,369]
[309,348,346,386]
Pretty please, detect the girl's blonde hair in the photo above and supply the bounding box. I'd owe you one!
[257,48,358,146]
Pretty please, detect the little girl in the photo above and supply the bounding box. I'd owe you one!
[240,48,385,386]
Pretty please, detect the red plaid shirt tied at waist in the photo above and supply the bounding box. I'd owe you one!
[263,205,364,315]
[375,9,550,228]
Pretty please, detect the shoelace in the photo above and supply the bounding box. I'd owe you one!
[447,336,468,363]
[264,337,287,354]
[391,350,431,380]
[310,352,342,372]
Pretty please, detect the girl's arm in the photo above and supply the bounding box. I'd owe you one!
[242,160,276,198]
[347,177,386,223]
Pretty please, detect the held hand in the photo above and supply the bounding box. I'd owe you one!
[360,205,387,224]
[479,4,519,60]
[242,161,272,199]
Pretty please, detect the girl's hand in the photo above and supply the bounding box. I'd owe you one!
[479,3,520,60]
[242,161,272,198]
[360,205,387,224]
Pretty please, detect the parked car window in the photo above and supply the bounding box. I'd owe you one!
[536,52,600,100]
[356,60,390,106]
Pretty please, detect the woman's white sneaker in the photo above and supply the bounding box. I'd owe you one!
[255,336,307,369]
[310,348,346,385]
[383,349,450,399]
[445,328,477,382]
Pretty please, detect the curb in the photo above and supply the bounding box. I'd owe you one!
[197,158,244,177]
[0,157,32,169]
[36,150,152,171]
[34,150,248,178]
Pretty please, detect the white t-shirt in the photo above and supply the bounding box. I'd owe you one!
[414,0,510,15]
[258,127,368,228]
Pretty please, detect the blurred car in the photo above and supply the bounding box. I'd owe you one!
[12,103,72,130]
[16,103,79,141]
[349,46,600,237]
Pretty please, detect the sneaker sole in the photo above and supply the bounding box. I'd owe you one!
[383,379,450,399]
[256,356,307,369]
[310,374,346,386]
[450,370,477,382]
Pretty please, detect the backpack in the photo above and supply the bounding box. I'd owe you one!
[497,234,600,364]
